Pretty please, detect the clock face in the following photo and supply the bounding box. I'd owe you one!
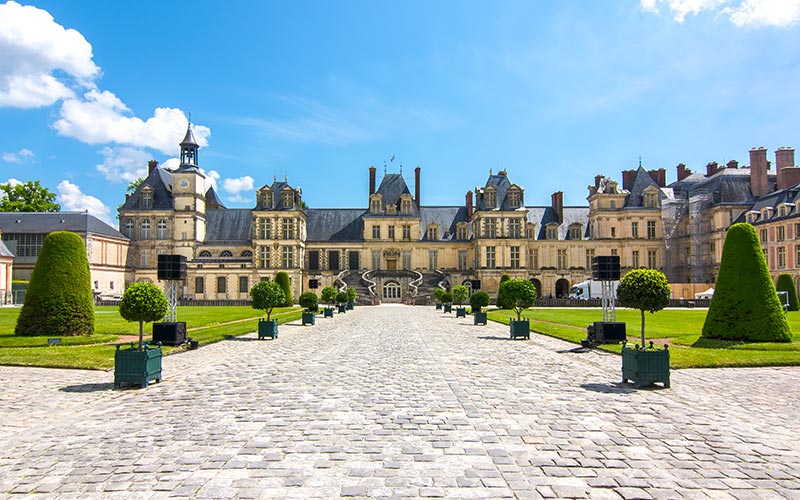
[179,179,190,190]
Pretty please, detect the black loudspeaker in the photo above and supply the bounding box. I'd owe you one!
[152,322,187,346]
[471,279,481,290]
[593,322,626,343]
[592,255,620,280]
[308,279,319,289]
[157,254,187,280]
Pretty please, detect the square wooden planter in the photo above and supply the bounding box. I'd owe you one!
[510,319,530,339]
[337,304,347,313]
[324,307,334,318]
[114,343,162,389]
[455,307,466,318]
[443,304,452,313]
[346,299,355,310]
[435,303,442,310]
[622,342,670,388]
[473,311,487,325]
[302,312,316,326]
[258,318,279,339]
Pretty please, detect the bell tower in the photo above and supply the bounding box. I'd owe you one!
[172,123,207,243]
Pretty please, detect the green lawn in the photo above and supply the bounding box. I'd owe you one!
[487,308,800,369]
[0,306,303,370]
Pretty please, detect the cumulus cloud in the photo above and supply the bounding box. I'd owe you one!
[2,178,22,187]
[2,148,35,164]
[0,1,99,108]
[642,0,800,26]
[56,180,112,225]
[222,175,254,203]
[203,169,220,192]
[96,146,149,183]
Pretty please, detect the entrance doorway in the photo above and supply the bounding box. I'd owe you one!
[383,280,402,302]
[386,259,397,271]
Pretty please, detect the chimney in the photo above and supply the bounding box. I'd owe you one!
[727,160,738,169]
[677,163,692,181]
[777,147,798,190]
[551,191,563,223]
[621,169,636,190]
[148,160,158,174]
[749,147,769,197]
[706,161,720,177]
[594,175,603,188]
[466,191,473,218]
[648,168,666,187]
[415,166,421,207]
[369,166,376,195]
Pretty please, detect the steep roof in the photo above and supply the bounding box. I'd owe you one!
[0,240,14,258]
[420,207,469,241]
[0,212,127,240]
[526,206,590,239]
[306,209,365,241]
[478,171,513,210]
[120,167,174,211]
[204,209,252,242]
[669,168,762,205]
[625,167,660,207]
[375,174,411,207]
[205,187,226,209]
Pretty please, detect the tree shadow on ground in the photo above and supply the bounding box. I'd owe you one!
[478,335,516,341]
[580,382,637,394]
[60,382,115,393]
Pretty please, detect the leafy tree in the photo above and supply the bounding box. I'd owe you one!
[500,279,537,321]
[0,180,59,212]
[452,285,469,306]
[469,291,490,312]
[250,280,285,321]
[702,223,792,342]
[321,286,338,306]
[298,291,318,312]
[617,268,671,346]
[15,231,93,336]
[119,282,169,351]
[127,177,145,193]
[496,274,512,308]
[275,271,293,307]
[433,287,446,304]
[346,287,357,301]
[335,291,348,305]
[440,291,453,304]
[775,273,799,312]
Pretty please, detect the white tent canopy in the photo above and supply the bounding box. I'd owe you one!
[695,287,714,299]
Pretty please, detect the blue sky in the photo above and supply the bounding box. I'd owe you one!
[1,0,800,225]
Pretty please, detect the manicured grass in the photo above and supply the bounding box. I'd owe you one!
[487,308,800,369]
[0,306,303,370]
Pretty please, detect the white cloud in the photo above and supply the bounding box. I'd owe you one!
[2,148,36,164]
[642,0,800,26]
[56,180,112,225]
[96,146,149,183]
[202,169,220,192]
[2,152,20,163]
[19,148,34,158]
[2,178,22,187]
[0,1,99,108]
[222,176,254,203]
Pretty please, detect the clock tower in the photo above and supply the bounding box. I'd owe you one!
[172,123,207,244]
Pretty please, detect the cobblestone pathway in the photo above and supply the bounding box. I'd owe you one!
[1,305,799,499]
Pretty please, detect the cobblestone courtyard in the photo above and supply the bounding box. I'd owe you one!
[1,305,799,499]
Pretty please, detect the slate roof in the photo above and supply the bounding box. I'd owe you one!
[254,181,302,210]
[0,240,14,258]
[120,167,174,211]
[306,209,365,242]
[0,212,127,240]
[669,168,761,205]
[205,187,226,209]
[375,174,412,207]
[625,167,661,207]
[420,207,469,241]
[526,206,590,239]
[205,209,252,242]
[477,172,513,210]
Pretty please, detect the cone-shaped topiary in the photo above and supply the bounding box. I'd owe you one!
[496,274,512,308]
[15,231,94,336]
[775,273,799,311]
[702,223,792,342]
[275,271,293,307]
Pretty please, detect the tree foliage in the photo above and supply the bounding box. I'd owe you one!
[451,285,469,306]
[298,291,318,312]
[0,180,60,212]
[433,287,446,303]
[275,271,293,307]
[500,279,537,320]
[15,231,93,336]
[321,286,338,305]
[702,223,792,342]
[775,273,799,312]
[335,291,348,305]
[346,287,357,301]
[250,280,285,321]
[617,268,671,345]
[496,274,512,309]
[119,282,169,350]
[469,291,490,312]
[440,291,453,304]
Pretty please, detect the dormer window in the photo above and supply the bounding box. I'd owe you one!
[400,195,413,215]
[140,189,152,209]
[485,187,497,209]
[258,189,273,208]
[456,223,469,240]
[370,194,382,214]
[546,224,558,240]
[746,211,759,224]
[761,208,773,220]
[526,223,536,239]
[386,204,397,215]
[568,223,583,240]
[644,192,658,208]
[507,188,522,209]
[427,223,439,240]
[281,190,293,209]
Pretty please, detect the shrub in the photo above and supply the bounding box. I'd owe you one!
[469,291,490,312]
[119,282,169,351]
[433,287,446,303]
[321,286,338,306]
[275,271,293,307]
[500,279,537,321]
[702,223,791,342]
[441,291,453,304]
[496,274,512,308]
[298,292,318,312]
[335,291,348,305]
[346,287,357,301]
[15,231,94,336]
[776,273,799,311]
[250,281,285,321]
[452,285,469,306]
[616,268,671,346]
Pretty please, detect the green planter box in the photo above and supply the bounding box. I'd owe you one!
[455,307,466,318]
[114,343,162,389]
[510,319,530,339]
[443,304,452,313]
[346,299,355,310]
[622,343,670,388]
[258,318,278,339]
[435,303,442,310]
[473,311,487,325]
[338,304,347,313]
[302,312,316,326]
[324,307,334,318]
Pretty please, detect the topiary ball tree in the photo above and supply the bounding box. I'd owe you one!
[616,268,671,346]
[496,273,512,309]
[250,280,285,322]
[346,287,357,302]
[501,279,537,321]
[702,223,792,342]
[335,291,348,305]
[775,273,799,312]
[452,285,469,306]
[433,287,446,304]
[469,291,490,313]
[275,271,293,307]
[321,285,338,306]
[15,231,94,336]
[119,282,169,351]
[298,291,318,312]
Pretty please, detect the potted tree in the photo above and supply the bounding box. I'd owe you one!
[617,268,671,388]
[441,291,454,313]
[336,291,349,313]
[433,287,445,310]
[321,285,337,318]
[299,291,318,326]
[115,282,169,388]
[251,280,285,339]
[470,290,490,325]
[452,285,469,318]
[346,287,357,310]
[501,279,537,339]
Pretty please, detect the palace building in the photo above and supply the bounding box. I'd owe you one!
[118,125,800,303]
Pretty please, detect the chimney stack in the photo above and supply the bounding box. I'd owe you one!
[369,166,376,195]
[749,147,770,197]
[677,163,692,181]
[777,147,798,190]
[551,191,563,223]
[706,161,720,177]
[415,166,421,207]
[648,168,666,187]
[466,191,473,218]
[594,175,603,188]
[727,160,738,169]
[621,169,636,190]
[148,160,158,174]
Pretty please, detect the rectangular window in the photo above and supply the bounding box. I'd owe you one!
[778,246,786,268]
[402,251,412,270]
[239,276,248,293]
[156,220,168,240]
[528,248,539,270]
[1,233,45,257]
[181,232,187,240]
[259,247,271,269]
[388,225,395,239]
[631,221,639,238]
[648,250,658,269]
[484,219,497,239]
[372,225,381,239]
[281,246,294,268]
[282,218,294,240]
[569,226,582,240]
[372,250,381,270]
[217,276,227,294]
[778,226,786,241]
[611,249,618,256]
[457,225,468,240]
[632,250,640,268]
[309,250,319,271]
[140,249,151,268]
[458,250,468,271]
[547,226,558,240]
[586,249,595,270]
[195,276,204,294]
[611,227,617,238]
[795,223,800,239]
[427,225,439,240]
[429,250,438,270]
[510,246,520,269]
[647,221,657,240]
[402,225,411,240]
[258,218,272,239]
[760,229,768,244]
[329,250,340,271]
[486,246,496,269]
[508,219,521,239]
[557,249,567,270]
[349,251,360,270]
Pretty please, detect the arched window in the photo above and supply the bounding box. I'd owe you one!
[123,219,134,238]
[241,250,253,257]
[220,250,233,258]
[383,281,401,300]
[198,250,212,258]
[156,219,168,240]
[140,219,151,239]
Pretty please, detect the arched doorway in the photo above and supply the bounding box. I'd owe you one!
[529,278,542,299]
[382,280,402,302]
[462,279,473,296]
[555,278,570,299]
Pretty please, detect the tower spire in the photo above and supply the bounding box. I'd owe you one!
[179,123,199,168]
